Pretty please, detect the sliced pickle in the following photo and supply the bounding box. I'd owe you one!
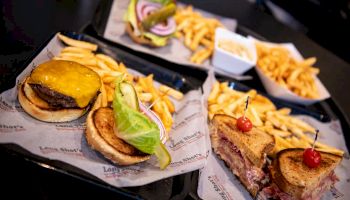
[141,3,176,31]
[120,82,139,111]
[154,143,171,170]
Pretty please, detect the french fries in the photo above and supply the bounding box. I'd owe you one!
[56,33,184,138]
[255,41,320,99]
[208,81,344,157]
[175,6,223,64]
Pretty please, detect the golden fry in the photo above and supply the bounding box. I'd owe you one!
[57,33,97,51]
[96,54,119,71]
[159,85,184,100]
[139,93,153,102]
[208,81,220,104]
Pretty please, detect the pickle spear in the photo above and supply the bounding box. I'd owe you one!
[141,3,176,31]
[120,82,139,111]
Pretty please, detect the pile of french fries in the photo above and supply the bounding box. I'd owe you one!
[255,41,320,99]
[175,6,224,64]
[208,81,344,156]
[56,33,183,135]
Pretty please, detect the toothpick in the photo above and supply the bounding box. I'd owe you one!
[141,91,168,114]
[312,129,319,150]
[243,96,250,118]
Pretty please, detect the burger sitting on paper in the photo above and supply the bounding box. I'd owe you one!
[124,0,177,47]
[86,76,171,169]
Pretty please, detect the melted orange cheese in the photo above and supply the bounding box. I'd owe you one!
[29,60,101,108]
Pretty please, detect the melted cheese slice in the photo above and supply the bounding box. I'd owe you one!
[29,60,101,108]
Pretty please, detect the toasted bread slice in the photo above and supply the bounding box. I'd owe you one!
[271,148,342,199]
[211,114,275,168]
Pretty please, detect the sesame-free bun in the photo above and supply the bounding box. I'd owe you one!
[85,107,150,165]
[18,78,86,122]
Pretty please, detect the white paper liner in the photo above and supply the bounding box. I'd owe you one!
[197,73,350,200]
[0,33,210,187]
[249,37,330,105]
[103,0,237,76]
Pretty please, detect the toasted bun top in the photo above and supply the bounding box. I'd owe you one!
[276,148,342,187]
[18,78,86,122]
[85,107,150,165]
[211,114,275,168]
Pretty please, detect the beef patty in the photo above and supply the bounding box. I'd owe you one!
[30,84,78,108]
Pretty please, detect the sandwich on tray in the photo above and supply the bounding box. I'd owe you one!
[260,148,342,200]
[210,113,275,197]
[124,0,177,47]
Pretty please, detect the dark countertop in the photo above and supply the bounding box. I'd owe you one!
[1,0,350,199]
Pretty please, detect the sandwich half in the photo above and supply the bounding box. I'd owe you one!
[210,114,275,196]
[261,148,342,200]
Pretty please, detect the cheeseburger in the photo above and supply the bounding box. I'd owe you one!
[125,0,177,47]
[18,60,101,122]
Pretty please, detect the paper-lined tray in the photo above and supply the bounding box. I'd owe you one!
[0,33,210,191]
[197,70,350,200]
[100,0,238,76]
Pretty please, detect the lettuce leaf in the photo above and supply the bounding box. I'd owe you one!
[113,78,160,154]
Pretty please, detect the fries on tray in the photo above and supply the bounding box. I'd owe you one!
[175,6,224,64]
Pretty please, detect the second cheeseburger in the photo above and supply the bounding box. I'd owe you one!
[85,77,171,169]
[18,60,101,122]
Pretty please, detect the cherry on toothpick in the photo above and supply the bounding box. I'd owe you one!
[303,129,321,168]
[236,96,253,132]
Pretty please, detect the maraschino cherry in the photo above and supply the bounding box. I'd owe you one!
[236,96,253,132]
[303,130,321,168]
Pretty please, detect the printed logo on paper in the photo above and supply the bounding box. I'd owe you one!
[208,175,233,200]
[102,166,144,178]
[168,131,205,151]
[0,124,26,133]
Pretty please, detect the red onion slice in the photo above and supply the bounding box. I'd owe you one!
[150,17,176,36]
[139,101,167,144]
[136,0,161,21]
[136,0,176,36]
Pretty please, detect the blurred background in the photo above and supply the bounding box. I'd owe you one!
[258,0,350,64]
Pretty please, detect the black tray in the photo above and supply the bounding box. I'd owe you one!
[88,0,350,148]
[0,31,202,200]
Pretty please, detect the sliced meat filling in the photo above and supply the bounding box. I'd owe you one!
[260,184,294,200]
[302,171,339,200]
[211,130,266,195]
[261,171,339,200]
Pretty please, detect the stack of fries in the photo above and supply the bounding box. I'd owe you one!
[255,41,320,99]
[175,6,224,64]
[56,33,183,135]
[208,81,344,156]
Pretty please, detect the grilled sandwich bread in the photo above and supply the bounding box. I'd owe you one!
[210,114,275,196]
[211,114,275,168]
[269,148,342,199]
